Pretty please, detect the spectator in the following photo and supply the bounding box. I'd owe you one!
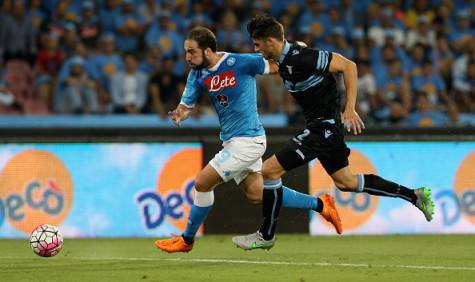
[405,0,435,30]
[297,0,330,44]
[368,8,405,47]
[323,27,351,58]
[171,1,191,33]
[405,15,436,49]
[90,33,124,92]
[113,0,145,52]
[355,59,377,123]
[453,60,475,113]
[0,0,37,64]
[216,9,244,52]
[36,33,64,78]
[433,36,454,89]
[372,59,411,124]
[405,92,450,127]
[78,1,100,49]
[99,0,122,33]
[412,59,448,108]
[61,22,79,58]
[145,11,183,58]
[139,45,162,75]
[407,43,430,77]
[40,0,78,38]
[29,0,47,30]
[449,9,475,55]
[256,74,294,115]
[54,56,98,114]
[110,53,148,114]
[147,57,183,118]
[138,0,162,27]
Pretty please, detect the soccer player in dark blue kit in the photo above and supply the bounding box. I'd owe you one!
[232,15,435,250]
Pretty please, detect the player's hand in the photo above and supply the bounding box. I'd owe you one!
[342,108,365,135]
[168,108,182,127]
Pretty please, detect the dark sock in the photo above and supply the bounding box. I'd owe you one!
[363,174,417,204]
[182,235,194,245]
[315,198,323,213]
[259,187,283,240]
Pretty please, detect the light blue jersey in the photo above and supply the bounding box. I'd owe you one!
[181,53,269,141]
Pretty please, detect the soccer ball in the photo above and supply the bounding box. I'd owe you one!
[29,224,64,257]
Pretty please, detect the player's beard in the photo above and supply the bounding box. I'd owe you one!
[191,50,211,70]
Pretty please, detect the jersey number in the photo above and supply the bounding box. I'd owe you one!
[292,129,310,145]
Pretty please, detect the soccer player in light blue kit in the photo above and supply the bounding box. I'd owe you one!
[155,27,341,253]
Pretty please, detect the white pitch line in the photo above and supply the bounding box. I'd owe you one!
[1,256,475,272]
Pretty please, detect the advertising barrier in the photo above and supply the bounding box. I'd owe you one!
[1,141,473,238]
[310,142,475,234]
[0,143,202,238]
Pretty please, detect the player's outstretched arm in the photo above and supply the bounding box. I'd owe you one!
[168,104,193,127]
[329,53,365,135]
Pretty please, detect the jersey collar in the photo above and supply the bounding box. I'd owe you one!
[278,41,291,64]
[208,52,229,72]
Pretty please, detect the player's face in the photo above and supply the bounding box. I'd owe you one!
[252,38,275,60]
[184,39,210,70]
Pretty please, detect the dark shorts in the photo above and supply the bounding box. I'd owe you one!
[275,119,350,175]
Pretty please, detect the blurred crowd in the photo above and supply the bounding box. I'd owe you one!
[0,0,474,127]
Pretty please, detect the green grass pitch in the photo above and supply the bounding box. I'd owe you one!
[1,235,474,282]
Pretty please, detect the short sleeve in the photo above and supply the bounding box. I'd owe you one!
[314,50,332,74]
[180,71,201,108]
[239,53,270,76]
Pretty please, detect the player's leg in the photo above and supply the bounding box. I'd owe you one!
[324,148,434,221]
[155,163,222,253]
[269,147,342,234]
[233,136,343,250]
[234,171,278,250]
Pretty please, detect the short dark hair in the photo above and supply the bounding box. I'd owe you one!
[247,14,284,41]
[187,27,217,52]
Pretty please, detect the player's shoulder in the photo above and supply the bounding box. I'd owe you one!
[186,69,204,83]
[231,52,264,61]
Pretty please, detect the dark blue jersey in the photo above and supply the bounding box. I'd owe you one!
[277,41,340,125]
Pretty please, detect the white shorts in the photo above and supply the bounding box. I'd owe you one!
[209,135,267,184]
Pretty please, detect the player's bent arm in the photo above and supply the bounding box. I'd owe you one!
[328,52,358,111]
[168,103,194,127]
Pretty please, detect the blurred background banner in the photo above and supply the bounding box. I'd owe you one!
[0,143,202,238]
[310,141,475,235]
[1,141,474,238]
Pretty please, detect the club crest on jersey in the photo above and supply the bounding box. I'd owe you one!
[286,65,293,74]
[204,70,238,92]
[217,94,228,107]
[226,57,236,66]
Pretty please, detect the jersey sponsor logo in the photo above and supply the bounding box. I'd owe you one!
[217,94,229,107]
[310,150,379,231]
[204,70,238,92]
[286,65,293,74]
[0,150,73,234]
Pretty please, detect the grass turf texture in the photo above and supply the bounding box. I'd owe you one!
[1,235,474,282]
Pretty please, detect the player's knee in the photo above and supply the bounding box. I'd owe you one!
[262,163,281,180]
[243,185,263,204]
[194,176,211,192]
[245,192,262,204]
